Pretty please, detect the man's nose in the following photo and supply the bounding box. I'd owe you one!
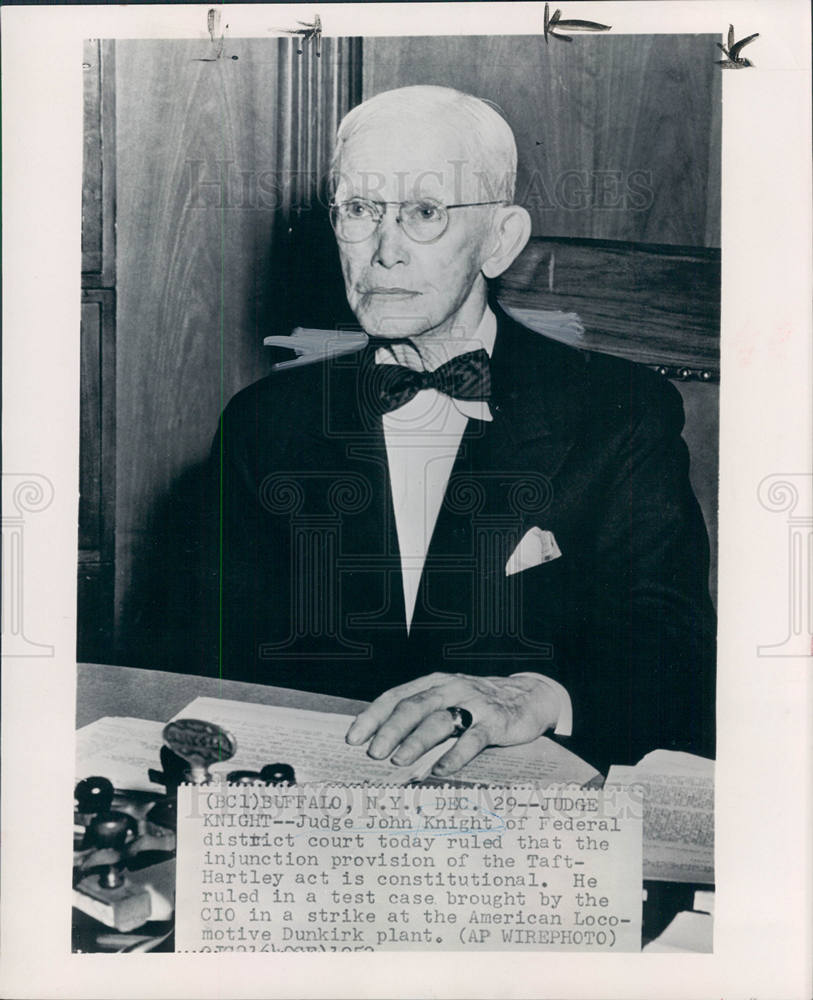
[371,207,410,268]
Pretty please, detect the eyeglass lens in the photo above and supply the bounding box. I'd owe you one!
[330,199,449,244]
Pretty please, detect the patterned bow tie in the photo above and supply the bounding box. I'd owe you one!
[363,348,492,416]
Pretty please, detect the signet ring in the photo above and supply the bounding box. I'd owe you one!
[446,706,473,737]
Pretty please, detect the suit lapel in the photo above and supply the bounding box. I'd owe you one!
[488,303,588,484]
[426,306,588,552]
[322,310,590,640]
[412,306,589,639]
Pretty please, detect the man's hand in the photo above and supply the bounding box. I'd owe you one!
[345,672,560,776]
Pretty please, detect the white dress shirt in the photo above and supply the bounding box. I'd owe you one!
[376,307,572,735]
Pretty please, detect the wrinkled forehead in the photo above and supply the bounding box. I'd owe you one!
[333,120,486,203]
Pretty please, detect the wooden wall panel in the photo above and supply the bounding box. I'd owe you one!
[705,67,723,250]
[498,238,720,373]
[115,39,281,664]
[78,289,116,661]
[363,35,721,247]
[81,40,103,276]
[78,39,116,660]
[79,298,101,552]
[112,39,360,666]
[82,40,116,287]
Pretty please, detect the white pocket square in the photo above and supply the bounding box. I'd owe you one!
[505,527,562,577]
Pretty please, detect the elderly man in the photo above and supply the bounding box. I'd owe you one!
[213,85,715,773]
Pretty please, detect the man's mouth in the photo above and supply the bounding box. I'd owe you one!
[361,287,421,298]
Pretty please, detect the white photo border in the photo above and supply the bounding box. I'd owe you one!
[2,2,811,997]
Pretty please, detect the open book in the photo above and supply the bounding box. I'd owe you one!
[75,695,600,791]
[607,750,714,884]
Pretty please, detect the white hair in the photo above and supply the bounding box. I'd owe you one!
[331,85,518,202]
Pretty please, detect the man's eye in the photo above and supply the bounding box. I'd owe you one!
[345,201,370,218]
[414,202,441,221]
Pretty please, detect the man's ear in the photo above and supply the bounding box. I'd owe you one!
[481,205,532,280]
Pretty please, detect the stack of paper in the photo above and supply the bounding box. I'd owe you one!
[607,749,714,883]
[76,696,599,790]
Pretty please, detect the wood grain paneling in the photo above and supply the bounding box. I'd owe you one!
[363,35,721,247]
[79,36,116,660]
[497,237,720,373]
[115,38,283,660]
[705,67,723,250]
[82,40,116,287]
[113,39,360,664]
[79,298,101,551]
[81,40,103,275]
[78,289,116,659]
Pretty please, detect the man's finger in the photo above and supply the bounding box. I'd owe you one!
[431,724,491,776]
[367,688,450,759]
[345,673,454,745]
[345,676,437,745]
[389,710,458,766]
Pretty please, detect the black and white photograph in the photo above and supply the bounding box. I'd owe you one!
[73,24,720,953]
[2,2,811,997]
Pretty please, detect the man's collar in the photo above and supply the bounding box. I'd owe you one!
[374,306,498,372]
[372,308,496,422]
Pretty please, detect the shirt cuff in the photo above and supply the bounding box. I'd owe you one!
[510,672,573,737]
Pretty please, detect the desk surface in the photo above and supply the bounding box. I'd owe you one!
[76,664,703,949]
[76,663,368,729]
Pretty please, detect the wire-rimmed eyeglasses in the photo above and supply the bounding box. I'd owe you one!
[329,197,506,245]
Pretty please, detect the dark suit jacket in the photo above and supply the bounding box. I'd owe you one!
[210,306,716,770]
